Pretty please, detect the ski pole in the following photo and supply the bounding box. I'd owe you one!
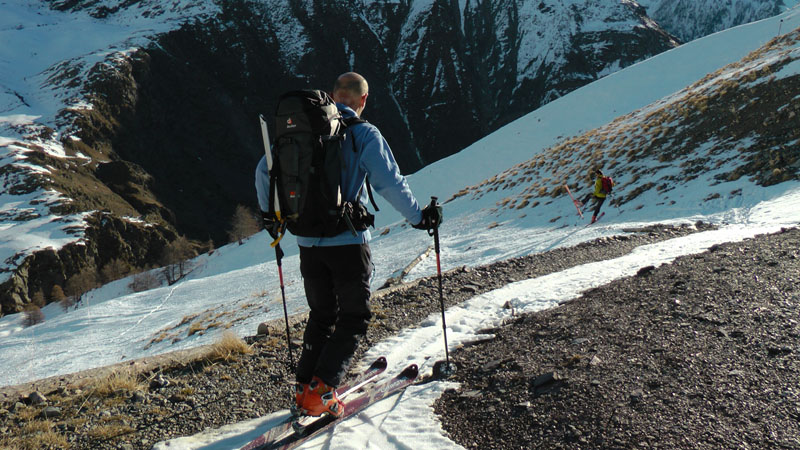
[428,197,454,378]
[260,114,296,401]
[275,243,295,373]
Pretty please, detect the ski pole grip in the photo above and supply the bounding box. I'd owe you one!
[427,196,439,236]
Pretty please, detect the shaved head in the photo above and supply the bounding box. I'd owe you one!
[332,72,370,114]
[334,72,369,96]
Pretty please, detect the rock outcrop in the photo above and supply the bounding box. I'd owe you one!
[0,214,176,316]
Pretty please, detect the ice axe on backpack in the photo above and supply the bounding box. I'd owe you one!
[426,196,457,379]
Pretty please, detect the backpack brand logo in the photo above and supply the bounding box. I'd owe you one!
[287,117,296,129]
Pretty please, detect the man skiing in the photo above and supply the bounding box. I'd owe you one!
[255,72,441,417]
[580,169,612,224]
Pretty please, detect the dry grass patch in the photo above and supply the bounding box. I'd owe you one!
[94,368,144,397]
[0,420,69,450]
[12,404,40,422]
[146,405,171,416]
[87,423,135,439]
[178,313,200,327]
[101,395,128,408]
[188,321,205,336]
[205,331,253,362]
[66,416,88,429]
[21,419,54,435]
[0,430,68,450]
[180,387,196,396]
[147,331,172,346]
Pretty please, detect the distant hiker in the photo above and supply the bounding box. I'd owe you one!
[255,72,442,417]
[580,169,614,223]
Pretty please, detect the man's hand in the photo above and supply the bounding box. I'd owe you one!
[412,203,443,230]
[261,211,281,240]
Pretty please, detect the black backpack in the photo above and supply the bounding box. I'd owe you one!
[268,90,376,238]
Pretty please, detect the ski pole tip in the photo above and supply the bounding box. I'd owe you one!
[432,360,458,379]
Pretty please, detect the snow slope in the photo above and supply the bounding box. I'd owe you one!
[398,5,800,226]
[0,5,799,450]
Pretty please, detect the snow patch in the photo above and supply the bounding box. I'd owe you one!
[0,114,40,126]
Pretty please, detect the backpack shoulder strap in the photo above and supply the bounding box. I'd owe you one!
[341,115,380,212]
[342,116,367,128]
[363,177,380,212]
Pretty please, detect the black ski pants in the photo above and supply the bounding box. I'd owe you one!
[581,194,606,218]
[296,243,373,387]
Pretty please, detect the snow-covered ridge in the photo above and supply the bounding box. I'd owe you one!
[1,0,219,130]
[636,0,800,42]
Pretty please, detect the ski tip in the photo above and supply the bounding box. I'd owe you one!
[374,356,388,367]
[401,364,419,378]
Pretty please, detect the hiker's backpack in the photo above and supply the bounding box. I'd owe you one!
[268,89,375,237]
[601,176,614,194]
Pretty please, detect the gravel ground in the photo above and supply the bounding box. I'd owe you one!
[435,226,800,449]
[10,221,788,449]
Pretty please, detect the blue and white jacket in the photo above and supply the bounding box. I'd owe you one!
[255,103,422,247]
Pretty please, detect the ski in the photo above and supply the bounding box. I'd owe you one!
[563,185,584,219]
[585,211,605,227]
[328,356,388,399]
[240,356,388,450]
[265,364,420,450]
[259,114,281,213]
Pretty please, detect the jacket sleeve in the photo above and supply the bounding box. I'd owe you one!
[358,126,423,225]
[255,155,270,213]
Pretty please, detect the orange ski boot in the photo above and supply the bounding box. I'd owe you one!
[299,376,344,417]
[292,382,309,416]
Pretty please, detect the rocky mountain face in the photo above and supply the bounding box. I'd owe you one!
[0,213,177,316]
[62,0,678,229]
[0,0,709,314]
[635,0,795,42]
